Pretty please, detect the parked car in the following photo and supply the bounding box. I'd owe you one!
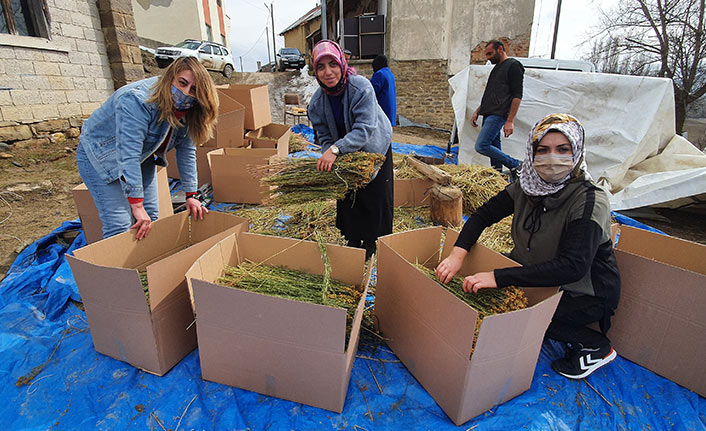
[276,47,305,72]
[155,39,235,78]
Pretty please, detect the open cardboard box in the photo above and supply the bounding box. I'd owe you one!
[207,147,278,204]
[185,232,370,412]
[394,178,434,207]
[165,145,213,188]
[72,167,173,244]
[375,227,562,425]
[610,225,706,396]
[166,91,246,185]
[218,84,271,130]
[245,123,291,157]
[66,211,248,375]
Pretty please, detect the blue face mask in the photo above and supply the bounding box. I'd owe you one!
[171,84,196,110]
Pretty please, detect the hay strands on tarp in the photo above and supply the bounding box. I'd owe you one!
[251,152,386,205]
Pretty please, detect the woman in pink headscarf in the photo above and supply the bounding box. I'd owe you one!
[307,40,393,260]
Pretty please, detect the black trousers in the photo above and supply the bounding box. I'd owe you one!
[545,292,614,349]
[336,146,394,245]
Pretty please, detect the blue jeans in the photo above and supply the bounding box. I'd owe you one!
[475,115,522,171]
[76,143,159,239]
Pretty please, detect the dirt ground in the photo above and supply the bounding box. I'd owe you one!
[0,137,81,278]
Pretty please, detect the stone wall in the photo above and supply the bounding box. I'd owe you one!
[0,0,115,123]
[469,32,531,64]
[354,59,454,130]
[0,117,84,156]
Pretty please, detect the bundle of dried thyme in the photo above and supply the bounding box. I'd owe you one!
[254,152,386,204]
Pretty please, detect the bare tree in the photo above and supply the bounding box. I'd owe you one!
[592,0,705,133]
[584,36,652,76]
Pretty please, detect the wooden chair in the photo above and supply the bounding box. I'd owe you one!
[283,93,309,126]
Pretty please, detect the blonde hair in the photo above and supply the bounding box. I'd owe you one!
[147,57,219,145]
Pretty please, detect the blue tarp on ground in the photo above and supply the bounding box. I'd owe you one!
[1,125,704,429]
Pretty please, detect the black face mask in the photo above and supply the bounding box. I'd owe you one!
[319,75,346,96]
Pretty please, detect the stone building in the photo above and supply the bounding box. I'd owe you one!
[280,6,322,67]
[0,0,143,142]
[286,0,533,129]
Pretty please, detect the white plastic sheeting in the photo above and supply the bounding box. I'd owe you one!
[449,65,706,210]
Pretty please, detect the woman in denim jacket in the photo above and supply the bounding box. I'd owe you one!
[76,57,218,239]
[308,40,393,260]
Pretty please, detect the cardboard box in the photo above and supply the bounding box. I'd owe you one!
[209,90,247,148]
[165,91,246,185]
[185,232,369,412]
[166,145,213,188]
[394,178,434,207]
[375,227,562,425]
[610,225,706,396]
[207,147,277,204]
[245,123,291,157]
[66,211,248,375]
[219,84,272,130]
[72,167,174,244]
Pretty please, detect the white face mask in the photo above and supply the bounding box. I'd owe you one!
[533,154,574,183]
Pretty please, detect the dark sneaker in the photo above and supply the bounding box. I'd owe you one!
[551,345,617,380]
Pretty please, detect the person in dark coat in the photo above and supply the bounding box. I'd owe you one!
[307,40,394,260]
[370,55,397,126]
[436,113,621,380]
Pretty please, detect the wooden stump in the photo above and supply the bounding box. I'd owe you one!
[430,184,463,228]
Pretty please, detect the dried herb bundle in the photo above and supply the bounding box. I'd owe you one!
[217,260,363,339]
[288,132,312,153]
[413,263,528,357]
[256,152,386,204]
[139,270,149,304]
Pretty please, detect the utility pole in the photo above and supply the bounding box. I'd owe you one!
[339,0,344,48]
[264,3,276,66]
[321,0,327,40]
[265,26,271,67]
[239,56,243,72]
[550,0,562,59]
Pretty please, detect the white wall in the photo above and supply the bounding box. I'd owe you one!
[388,0,534,75]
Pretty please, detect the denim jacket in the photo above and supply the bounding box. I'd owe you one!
[79,77,197,198]
[308,74,392,155]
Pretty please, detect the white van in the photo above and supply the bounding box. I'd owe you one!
[515,57,596,72]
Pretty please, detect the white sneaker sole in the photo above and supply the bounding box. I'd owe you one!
[558,348,617,380]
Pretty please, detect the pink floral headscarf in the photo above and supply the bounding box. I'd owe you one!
[312,40,352,96]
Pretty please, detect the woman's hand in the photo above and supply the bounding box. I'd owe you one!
[462,271,497,293]
[186,197,208,219]
[316,147,338,172]
[435,246,467,283]
[130,202,152,240]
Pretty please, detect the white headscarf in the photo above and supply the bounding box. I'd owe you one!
[518,113,591,197]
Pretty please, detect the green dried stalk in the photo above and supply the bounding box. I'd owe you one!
[394,159,508,214]
[288,132,311,153]
[217,261,363,339]
[139,270,149,305]
[256,152,386,204]
[413,263,528,357]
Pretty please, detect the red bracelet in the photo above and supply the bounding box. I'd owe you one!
[127,197,144,204]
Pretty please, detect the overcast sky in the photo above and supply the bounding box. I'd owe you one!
[224,0,620,72]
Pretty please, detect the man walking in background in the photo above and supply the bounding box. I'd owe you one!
[370,55,397,126]
[471,40,524,174]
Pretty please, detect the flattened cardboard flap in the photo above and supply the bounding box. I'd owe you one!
[617,225,706,275]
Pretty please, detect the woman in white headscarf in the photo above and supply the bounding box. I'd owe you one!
[436,113,621,380]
